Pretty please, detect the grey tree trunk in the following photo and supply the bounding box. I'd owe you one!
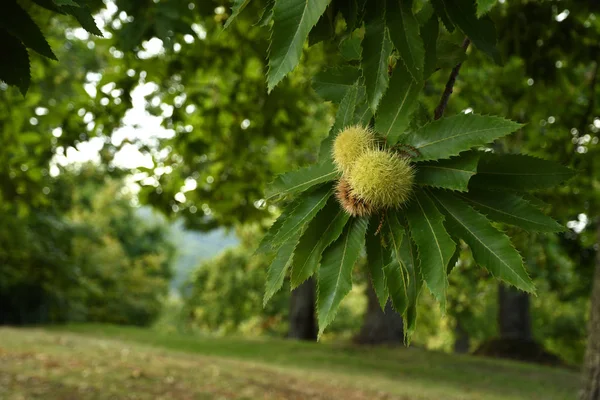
[288,278,317,341]
[580,222,600,400]
[355,283,404,344]
[498,283,532,340]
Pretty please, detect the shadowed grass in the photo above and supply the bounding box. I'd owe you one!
[0,324,579,400]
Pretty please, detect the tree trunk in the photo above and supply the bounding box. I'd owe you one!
[580,222,600,400]
[287,278,317,341]
[498,283,531,340]
[354,283,404,344]
[454,318,470,353]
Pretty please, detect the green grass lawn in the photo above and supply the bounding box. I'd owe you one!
[0,324,579,400]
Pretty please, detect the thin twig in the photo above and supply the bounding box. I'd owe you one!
[434,38,471,120]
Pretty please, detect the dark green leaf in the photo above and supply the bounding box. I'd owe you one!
[402,114,522,161]
[53,0,79,5]
[361,2,393,111]
[459,189,565,232]
[308,6,334,46]
[437,40,467,70]
[271,185,333,247]
[429,190,535,293]
[406,190,456,309]
[265,160,339,199]
[469,153,575,191]
[312,66,361,103]
[366,217,391,309]
[430,0,454,32]
[263,232,301,305]
[386,0,425,81]
[415,151,479,191]
[421,14,439,78]
[224,0,252,28]
[339,0,359,31]
[255,197,304,255]
[374,61,421,144]
[339,34,362,61]
[317,217,368,336]
[62,5,103,37]
[0,1,57,60]
[0,29,30,95]
[291,199,350,288]
[477,0,497,17]
[383,219,408,315]
[439,0,501,63]
[267,0,331,91]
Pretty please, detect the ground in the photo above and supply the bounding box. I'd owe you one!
[0,325,580,400]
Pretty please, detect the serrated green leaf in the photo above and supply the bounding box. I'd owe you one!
[415,151,479,191]
[383,220,408,315]
[437,40,467,69]
[256,0,275,26]
[317,217,368,336]
[429,190,535,293]
[0,29,30,95]
[353,85,374,126]
[421,14,439,78]
[406,190,456,310]
[339,0,359,31]
[312,66,361,103]
[476,0,497,17]
[224,0,252,28]
[361,2,393,112]
[375,60,421,145]
[291,199,350,288]
[386,0,424,81]
[318,83,360,161]
[267,0,331,91]
[366,217,391,310]
[308,6,334,46]
[255,197,304,255]
[62,4,103,37]
[263,232,301,305]
[271,185,333,247]
[339,34,362,61]
[266,160,339,199]
[459,189,564,232]
[402,114,522,161]
[439,0,500,63]
[430,0,454,32]
[469,153,575,191]
[0,1,57,60]
[391,213,422,341]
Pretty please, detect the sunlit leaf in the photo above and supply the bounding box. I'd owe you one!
[263,232,301,305]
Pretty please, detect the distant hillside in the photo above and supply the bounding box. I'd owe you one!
[135,207,238,292]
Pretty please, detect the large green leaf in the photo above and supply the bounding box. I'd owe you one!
[263,232,301,305]
[459,190,564,232]
[255,196,305,255]
[0,1,57,60]
[312,66,361,104]
[387,211,422,340]
[406,190,456,309]
[383,219,408,315]
[291,198,350,288]
[469,153,575,191]
[317,217,368,336]
[318,83,360,161]
[429,190,535,293]
[271,185,333,247]
[366,217,391,310]
[62,4,103,36]
[421,14,439,78]
[386,0,424,81]
[361,2,393,112]
[437,40,467,70]
[265,160,339,199]
[267,0,331,91]
[402,114,522,161]
[439,0,500,63]
[415,151,479,191]
[256,0,275,26]
[374,61,421,145]
[0,30,30,95]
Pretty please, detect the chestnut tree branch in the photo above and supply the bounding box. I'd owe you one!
[434,38,471,120]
